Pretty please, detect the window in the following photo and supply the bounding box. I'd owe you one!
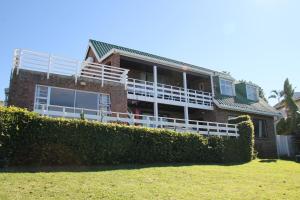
[35,85,111,112]
[246,84,258,101]
[35,85,48,109]
[75,91,98,110]
[220,78,234,96]
[50,88,75,107]
[99,94,111,111]
[253,119,267,138]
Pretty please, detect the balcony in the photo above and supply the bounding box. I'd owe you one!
[34,104,239,137]
[13,49,128,85]
[127,78,213,109]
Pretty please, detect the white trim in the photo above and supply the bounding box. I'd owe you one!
[34,104,239,137]
[88,41,102,62]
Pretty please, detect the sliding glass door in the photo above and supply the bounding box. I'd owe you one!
[35,85,111,114]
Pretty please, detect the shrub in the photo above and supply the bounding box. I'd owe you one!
[0,107,254,166]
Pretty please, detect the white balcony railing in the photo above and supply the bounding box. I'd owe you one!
[127,78,213,109]
[34,104,238,137]
[13,49,128,85]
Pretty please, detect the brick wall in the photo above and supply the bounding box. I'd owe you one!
[102,53,121,67]
[208,107,277,158]
[8,69,127,113]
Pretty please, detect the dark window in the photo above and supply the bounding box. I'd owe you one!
[253,118,267,138]
[75,91,98,110]
[50,88,75,107]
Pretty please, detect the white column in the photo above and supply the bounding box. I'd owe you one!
[153,65,158,127]
[210,74,215,97]
[183,72,189,128]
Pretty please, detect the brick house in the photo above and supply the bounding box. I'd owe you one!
[7,39,281,157]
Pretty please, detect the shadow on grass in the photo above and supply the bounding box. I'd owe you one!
[259,159,277,163]
[0,162,248,173]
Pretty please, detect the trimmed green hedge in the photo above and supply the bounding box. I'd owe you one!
[0,107,254,166]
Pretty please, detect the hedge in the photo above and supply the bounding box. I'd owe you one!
[0,107,254,166]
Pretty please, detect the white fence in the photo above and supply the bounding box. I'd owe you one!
[276,135,295,157]
[13,49,128,85]
[127,78,213,109]
[34,104,239,137]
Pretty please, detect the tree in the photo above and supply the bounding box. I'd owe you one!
[268,90,284,103]
[276,78,300,134]
[258,87,268,102]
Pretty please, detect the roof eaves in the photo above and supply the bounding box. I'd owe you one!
[100,48,215,75]
[213,99,281,117]
[88,40,102,62]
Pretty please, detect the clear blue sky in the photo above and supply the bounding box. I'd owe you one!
[1,0,299,105]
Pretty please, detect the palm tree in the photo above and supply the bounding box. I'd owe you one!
[268,90,284,103]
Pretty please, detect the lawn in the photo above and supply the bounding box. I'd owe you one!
[0,160,299,200]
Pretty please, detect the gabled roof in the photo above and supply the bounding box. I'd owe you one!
[89,39,279,117]
[89,39,233,77]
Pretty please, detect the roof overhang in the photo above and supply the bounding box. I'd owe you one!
[213,99,282,117]
[87,40,234,76]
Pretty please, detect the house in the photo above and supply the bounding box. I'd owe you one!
[6,39,281,157]
[274,92,300,118]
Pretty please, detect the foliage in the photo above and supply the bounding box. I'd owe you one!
[276,78,299,134]
[228,115,255,160]
[258,87,268,102]
[268,89,284,103]
[0,106,254,166]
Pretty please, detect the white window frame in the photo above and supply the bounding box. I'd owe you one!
[34,85,111,112]
[246,84,258,101]
[219,78,235,96]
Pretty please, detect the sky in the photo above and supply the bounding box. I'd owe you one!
[0,0,299,106]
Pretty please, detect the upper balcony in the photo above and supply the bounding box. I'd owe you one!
[13,49,129,85]
[127,78,213,109]
[120,57,214,110]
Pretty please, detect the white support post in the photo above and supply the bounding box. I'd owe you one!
[75,61,81,84]
[47,54,52,79]
[210,74,215,98]
[153,65,158,127]
[183,72,189,128]
[101,67,104,87]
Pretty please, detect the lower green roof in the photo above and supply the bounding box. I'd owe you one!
[214,96,280,116]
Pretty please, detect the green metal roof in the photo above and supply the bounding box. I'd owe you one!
[214,96,280,116]
[89,39,219,74]
[214,83,280,116]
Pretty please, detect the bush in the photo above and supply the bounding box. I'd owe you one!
[0,107,254,166]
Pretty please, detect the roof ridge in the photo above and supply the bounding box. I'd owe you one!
[89,39,229,76]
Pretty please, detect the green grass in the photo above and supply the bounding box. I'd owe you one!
[0,160,299,200]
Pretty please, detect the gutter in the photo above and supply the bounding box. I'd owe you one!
[213,99,282,117]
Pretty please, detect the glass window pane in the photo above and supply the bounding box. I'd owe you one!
[50,88,75,107]
[36,85,48,98]
[246,85,257,101]
[220,79,233,96]
[75,91,98,110]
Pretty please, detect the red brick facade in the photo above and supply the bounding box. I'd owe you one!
[8,69,127,113]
